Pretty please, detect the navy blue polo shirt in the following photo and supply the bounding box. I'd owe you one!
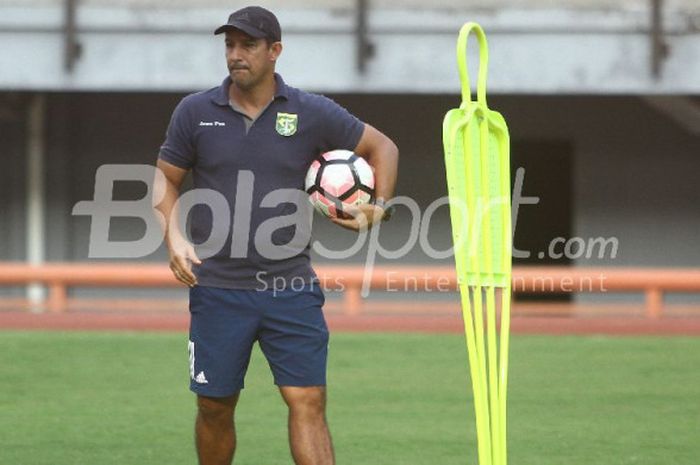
[159,74,365,289]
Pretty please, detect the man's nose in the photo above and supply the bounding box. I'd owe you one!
[228,45,243,60]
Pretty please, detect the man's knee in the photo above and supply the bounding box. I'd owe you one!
[281,386,327,417]
[197,394,239,426]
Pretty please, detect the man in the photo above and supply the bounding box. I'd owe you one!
[155,6,398,465]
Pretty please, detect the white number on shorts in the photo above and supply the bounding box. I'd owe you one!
[188,340,195,380]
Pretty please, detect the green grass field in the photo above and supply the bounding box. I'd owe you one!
[1,331,699,465]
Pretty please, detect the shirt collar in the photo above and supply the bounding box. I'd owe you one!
[211,72,289,106]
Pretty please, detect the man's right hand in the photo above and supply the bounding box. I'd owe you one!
[167,234,202,288]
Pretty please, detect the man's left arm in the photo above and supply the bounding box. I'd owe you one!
[332,123,399,231]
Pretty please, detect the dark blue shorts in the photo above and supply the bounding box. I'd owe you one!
[187,284,328,398]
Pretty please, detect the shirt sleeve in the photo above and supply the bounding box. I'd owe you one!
[158,97,196,169]
[319,96,365,151]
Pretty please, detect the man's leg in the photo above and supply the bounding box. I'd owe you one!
[279,386,334,465]
[189,286,261,464]
[195,394,240,465]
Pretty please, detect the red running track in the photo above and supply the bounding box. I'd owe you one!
[1,312,699,336]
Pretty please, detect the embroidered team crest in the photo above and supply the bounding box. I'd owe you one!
[276,112,298,136]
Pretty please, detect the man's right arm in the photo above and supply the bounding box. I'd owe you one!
[154,159,201,287]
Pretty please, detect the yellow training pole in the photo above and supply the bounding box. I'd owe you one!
[442,22,512,465]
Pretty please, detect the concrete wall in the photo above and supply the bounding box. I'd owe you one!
[1,2,698,93]
[0,112,26,261]
[496,95,700,268]
[3,0,699,10]
[0,90,698,301]
[2,91,698,264]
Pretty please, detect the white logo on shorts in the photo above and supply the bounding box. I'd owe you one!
[195,371,209,384]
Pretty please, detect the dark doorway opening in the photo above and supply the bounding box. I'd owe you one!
[511,140,573,301]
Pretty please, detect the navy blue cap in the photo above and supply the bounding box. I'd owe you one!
[214,6,281,42]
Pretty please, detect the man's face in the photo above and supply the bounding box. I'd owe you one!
[225,30,280,90]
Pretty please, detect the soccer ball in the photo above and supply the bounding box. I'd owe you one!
[305,150,375,218]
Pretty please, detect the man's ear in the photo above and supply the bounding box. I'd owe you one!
[269,42,282,62]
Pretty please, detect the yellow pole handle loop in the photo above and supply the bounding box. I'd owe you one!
[457,22,489,110]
